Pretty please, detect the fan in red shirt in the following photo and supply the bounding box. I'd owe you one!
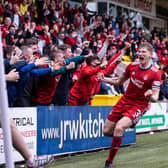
[97,42,161,168]
[68,55,120,106]
[1,17,11,39]
[65,29,76,47]
[159,49,168,67]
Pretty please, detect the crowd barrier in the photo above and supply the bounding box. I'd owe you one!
[0,102,167,164]
[0,106,136,164]
[37,106,135,155]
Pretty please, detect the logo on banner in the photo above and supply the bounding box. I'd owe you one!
[37,106,136,155]
[40,112,104,149]
[13,117,34,126]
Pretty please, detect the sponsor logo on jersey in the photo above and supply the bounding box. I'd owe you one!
[130,77,144,89]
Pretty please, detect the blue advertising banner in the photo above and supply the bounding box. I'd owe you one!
[37,106,136,155]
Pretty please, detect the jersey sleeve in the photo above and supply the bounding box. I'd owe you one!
[152,71,162,89]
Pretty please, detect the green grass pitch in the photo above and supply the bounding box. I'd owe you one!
[46,131,168,168]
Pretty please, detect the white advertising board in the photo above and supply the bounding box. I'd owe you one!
[0,108,37,164]
[136,103,168,133]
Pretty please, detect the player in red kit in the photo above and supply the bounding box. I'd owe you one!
[97,42,161,168]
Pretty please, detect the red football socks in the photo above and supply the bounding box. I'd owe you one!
[107,136,123,163]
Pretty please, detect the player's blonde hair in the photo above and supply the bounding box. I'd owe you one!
[139,42,153,54]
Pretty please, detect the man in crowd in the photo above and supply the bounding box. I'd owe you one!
[52,44,86,105]
[68,55,119,105]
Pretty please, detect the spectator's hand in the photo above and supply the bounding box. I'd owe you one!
[100,60,108,69]
[93,41,97,47]
[144,89,152,100]
[14,47,23,59]
[35,57,49,67]
[85,49,93,58]
[4,1,8,5]
[19,38,24,44]
[66,62,75,70]
[97,73,104,81]
[9,52,20,65]
[82,40,90,49]
[29,28,34,34]
[29,55,38,63]
[124,42,131,49]
[6,69,19,82]
[72,75,78,82]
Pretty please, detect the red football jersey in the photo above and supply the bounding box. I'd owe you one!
[121,62,161,106]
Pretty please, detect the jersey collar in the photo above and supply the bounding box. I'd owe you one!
[139,60,152,70]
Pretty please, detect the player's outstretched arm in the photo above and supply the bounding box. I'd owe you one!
[97,73,128,86]
[144,88,160,102]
